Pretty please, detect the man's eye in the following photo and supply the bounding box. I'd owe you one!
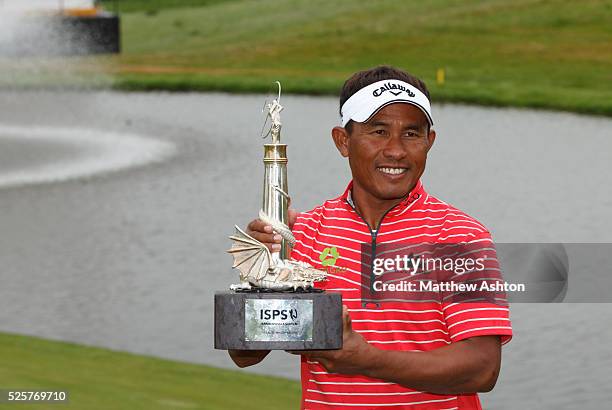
[373,129,386,135]
[404,131,421,138]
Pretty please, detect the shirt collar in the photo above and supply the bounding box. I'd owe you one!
[341,179,426,216]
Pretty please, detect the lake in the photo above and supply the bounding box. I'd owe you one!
[0,90,611,408]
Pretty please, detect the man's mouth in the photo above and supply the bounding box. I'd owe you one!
[377,167,408,176]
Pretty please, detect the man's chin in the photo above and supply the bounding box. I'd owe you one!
[374,180,414,198]
[375,188,412,202]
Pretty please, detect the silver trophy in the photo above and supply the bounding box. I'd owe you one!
[214,83,342,350]
[227,82,326,291]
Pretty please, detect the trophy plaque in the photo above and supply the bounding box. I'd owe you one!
[214,83,343,350]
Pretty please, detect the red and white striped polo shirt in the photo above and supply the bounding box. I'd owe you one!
[291,180,512,410]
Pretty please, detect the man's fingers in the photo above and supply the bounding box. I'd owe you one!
[244,209,300,253]
[247,218,273,234]
[245,218,282,252]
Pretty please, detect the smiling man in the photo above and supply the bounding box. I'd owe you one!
[232,66,513,409]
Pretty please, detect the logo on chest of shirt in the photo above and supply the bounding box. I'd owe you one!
[319,246,348,274]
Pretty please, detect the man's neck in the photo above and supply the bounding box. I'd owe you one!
[350,184,405,230]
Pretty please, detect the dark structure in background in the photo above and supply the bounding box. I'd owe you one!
[0,5,120,56]
[54,10,120,55]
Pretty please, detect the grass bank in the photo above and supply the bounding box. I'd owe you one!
[0,332,300,409]
[100,0,238,14]
[5,0,612,116]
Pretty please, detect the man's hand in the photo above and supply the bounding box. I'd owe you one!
[246,208,298,252]
[289,305,377,374]
[228,349,270,368]
[227,208,298,370]
[290,306,502,394]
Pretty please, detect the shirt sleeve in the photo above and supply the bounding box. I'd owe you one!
[442,233,513,345]
[443,301,513,345]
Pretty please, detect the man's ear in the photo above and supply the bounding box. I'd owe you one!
[426,128,436,153]
[332,126,350,158]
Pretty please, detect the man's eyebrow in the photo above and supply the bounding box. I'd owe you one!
[366,120,389,127]
[364,120,428,130]
[366,120,427,130]
[403,123,427,130]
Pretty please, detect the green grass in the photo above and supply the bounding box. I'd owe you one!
[100,0,238,14]
[5,0,612,116]
[0,332,300,410]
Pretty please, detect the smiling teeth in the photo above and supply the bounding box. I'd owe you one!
[378,167,407,175]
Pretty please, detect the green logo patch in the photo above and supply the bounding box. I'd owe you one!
[319,246,340,267]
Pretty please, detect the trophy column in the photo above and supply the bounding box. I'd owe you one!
[262,143,289,261]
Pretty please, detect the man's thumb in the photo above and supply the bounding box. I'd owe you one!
[342,305,352,332]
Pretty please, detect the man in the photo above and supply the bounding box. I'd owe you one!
[230,66,512,409]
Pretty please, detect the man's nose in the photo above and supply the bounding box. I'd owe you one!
[382,133,407,160]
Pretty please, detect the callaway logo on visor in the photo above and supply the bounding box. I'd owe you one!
[340,79,434,127]
[372,82,416,98]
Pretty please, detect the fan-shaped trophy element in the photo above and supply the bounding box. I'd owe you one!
[227,226,327,290]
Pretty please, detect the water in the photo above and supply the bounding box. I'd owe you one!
[0,124,175,187]
[0,90,611,408]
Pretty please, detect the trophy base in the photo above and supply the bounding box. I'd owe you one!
[214,291,342,350]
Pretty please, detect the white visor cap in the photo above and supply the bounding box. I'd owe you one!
[340,79,433,128]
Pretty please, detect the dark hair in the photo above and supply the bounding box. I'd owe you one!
[339,65,430,132]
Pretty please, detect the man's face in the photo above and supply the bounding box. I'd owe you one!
[332,103,436,207]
